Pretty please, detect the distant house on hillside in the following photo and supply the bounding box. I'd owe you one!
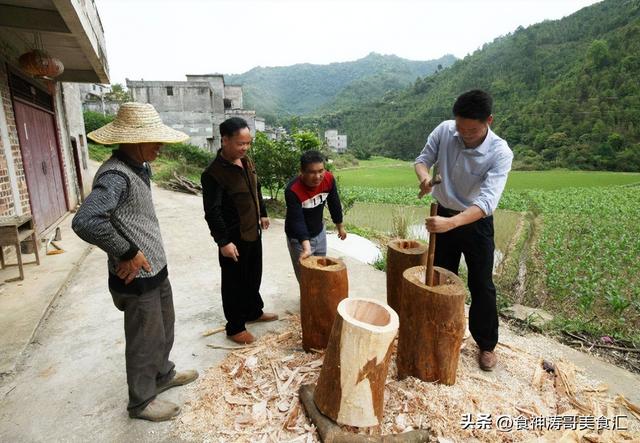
[325,129,347,154]
[255,117,266,132]
[264,125,287,141]
[127,75,260,151]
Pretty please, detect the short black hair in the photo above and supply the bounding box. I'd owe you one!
[219,117,249,137]
[452,89,493,121]
[300,150,325,171]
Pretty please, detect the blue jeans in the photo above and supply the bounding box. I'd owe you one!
[287,226,327,282]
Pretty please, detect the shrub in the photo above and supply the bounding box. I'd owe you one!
[162,143,214,168]
[352,146,372,160]
[331,153,359,169]
[83,111,114,136]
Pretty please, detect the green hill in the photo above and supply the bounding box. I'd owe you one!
[303,0,640,172]
[226,52,456,118]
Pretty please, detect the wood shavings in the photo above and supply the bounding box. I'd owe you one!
[531,358,545,390]
[201,326,225,337]
[582,383,609,393]
[616,395,640,421]
[174,315,639,442]
[207,343,260,351]
[554,361,593,414]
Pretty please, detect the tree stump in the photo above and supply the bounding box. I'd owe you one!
[314,298,399,427]
[397,265,466,385]
[300,256,348,352]
[386,239,428,314]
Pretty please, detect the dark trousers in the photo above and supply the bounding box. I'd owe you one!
[434,206,498,351]
[218,238,265,335]
[110,277,176,414]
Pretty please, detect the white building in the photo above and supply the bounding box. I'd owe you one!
[255,117,266,132]
[324,129,348,154]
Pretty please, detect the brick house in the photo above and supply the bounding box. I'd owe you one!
[0,0,109,235]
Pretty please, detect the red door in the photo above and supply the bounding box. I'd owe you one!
[13,100,67,232]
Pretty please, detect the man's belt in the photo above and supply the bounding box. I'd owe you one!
[437,204,461,217]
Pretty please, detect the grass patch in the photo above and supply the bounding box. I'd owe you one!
[88,143,113,162]
[336,160,640,190]
[265,199,286,219]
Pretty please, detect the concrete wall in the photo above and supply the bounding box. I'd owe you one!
[82,100,120,115]
[127,75,259,152]
[128,80,216,149]
[185,75,225,114]
[59,83,92,202]
[52,85,75,210]
[224,85,243,109]
[255,118,266,132]
[209,76,225,115]
[224,110,257,136]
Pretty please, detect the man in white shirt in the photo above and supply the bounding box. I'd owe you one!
[415,89,513,371]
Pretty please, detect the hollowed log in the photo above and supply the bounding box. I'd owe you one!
[314,298,399,427]
[386,239,428,314]
[397,265,466,385]
[300,256,348,351]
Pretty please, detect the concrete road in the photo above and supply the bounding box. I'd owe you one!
[0,185,385,442]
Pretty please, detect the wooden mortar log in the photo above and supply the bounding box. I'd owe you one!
[314,297,399,427]
[386,239,428,314]
[397,265,466,385]
[300,256,348,352]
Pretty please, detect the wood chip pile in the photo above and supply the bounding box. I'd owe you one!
[174,316,640,442]
[162,172,202,195]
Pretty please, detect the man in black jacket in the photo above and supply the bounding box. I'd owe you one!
[201,117,277,345]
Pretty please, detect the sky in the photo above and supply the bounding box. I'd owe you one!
[96,0,602,86]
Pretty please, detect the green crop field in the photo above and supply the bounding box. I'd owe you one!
[335,156,640,190]
[336,157,640,342]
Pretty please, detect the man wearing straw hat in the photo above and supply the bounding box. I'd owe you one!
[72,102,198,422]
[201,117,277,345]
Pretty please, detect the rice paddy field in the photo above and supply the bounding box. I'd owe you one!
[336,157,640,343]
[336,156,640,190]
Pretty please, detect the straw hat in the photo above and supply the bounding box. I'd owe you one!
[87,102,189,145]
